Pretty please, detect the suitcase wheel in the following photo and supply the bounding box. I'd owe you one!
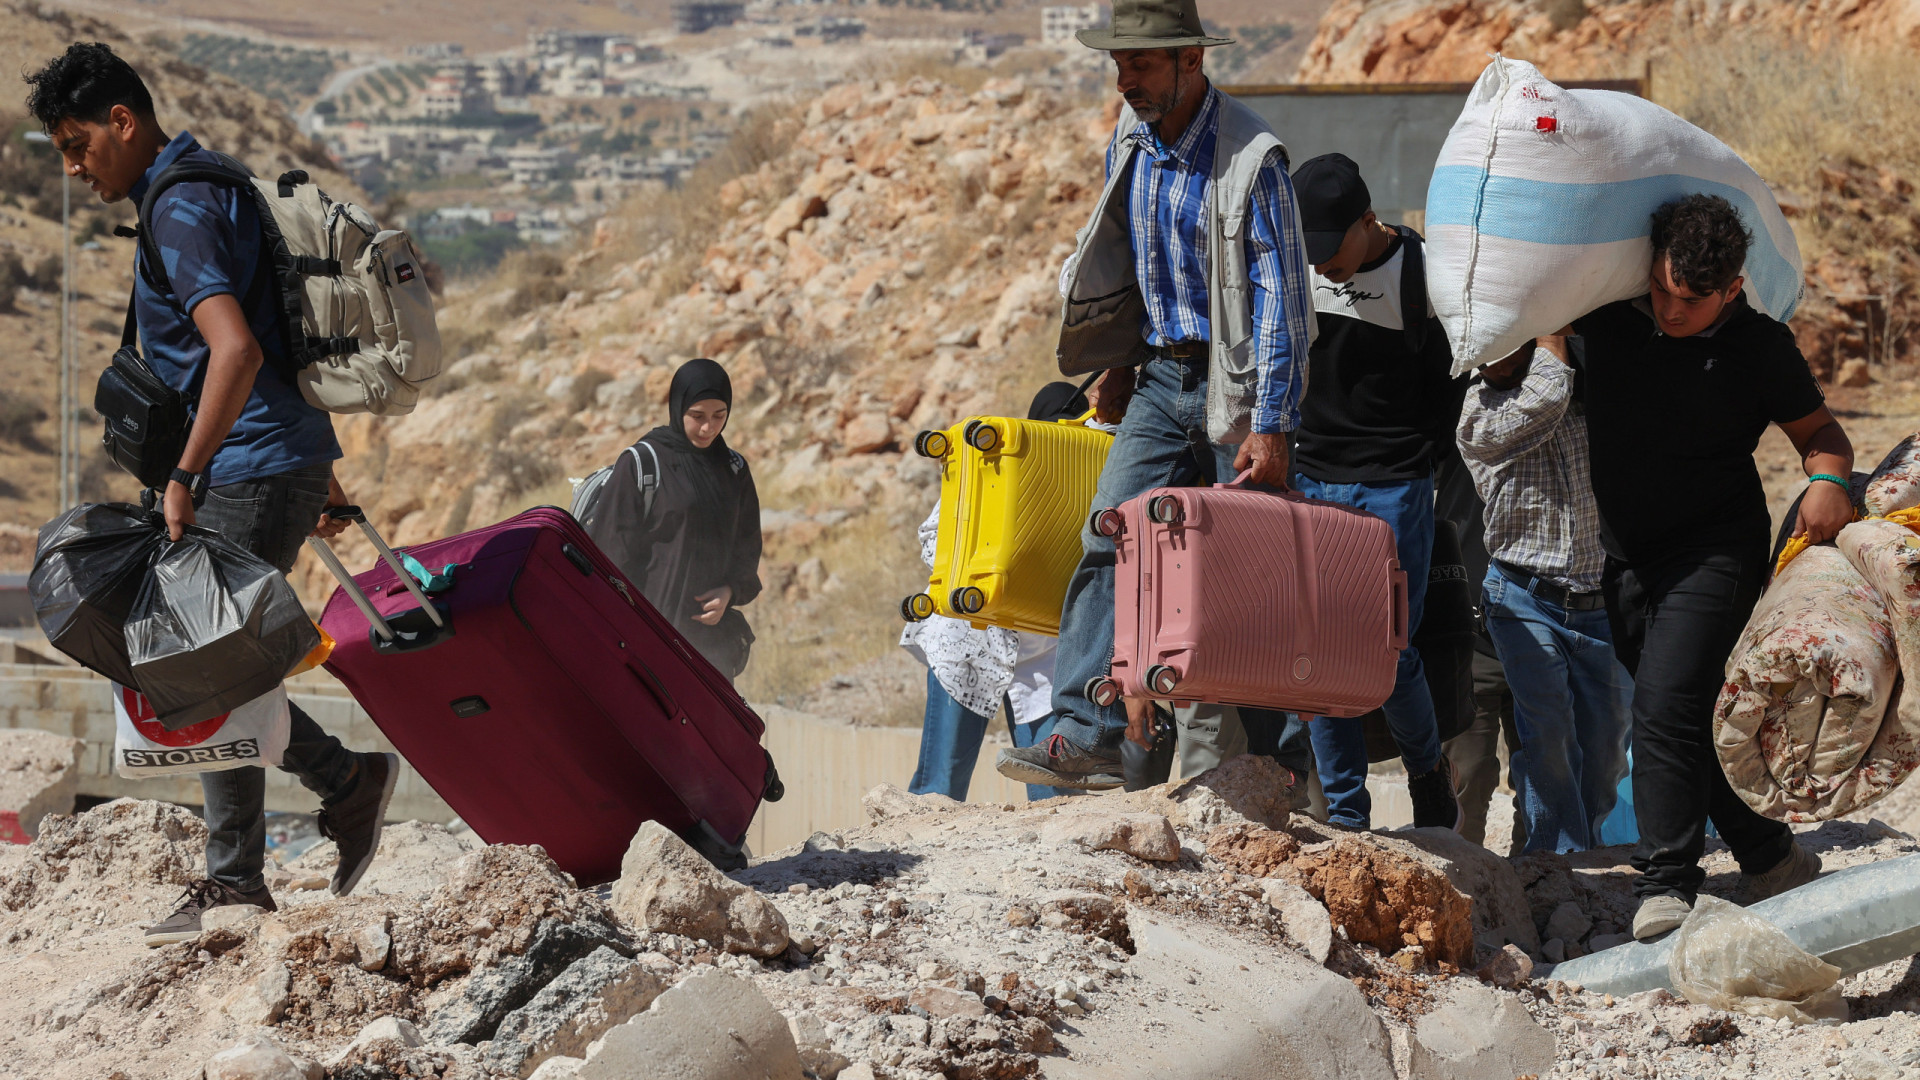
[1086,676,1121,708]
[900,593,935,622]
[949,586,986,615]
[914,430,950,459]
[1091,507,1125,538]
[964,420,1000,453]
[1147,494,1184,525]
[1146,664,1180,696]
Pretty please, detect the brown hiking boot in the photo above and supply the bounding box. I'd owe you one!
[145,879,277,947]
[317,752,400,896]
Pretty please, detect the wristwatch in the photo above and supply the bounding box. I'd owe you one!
[169,467,207,500]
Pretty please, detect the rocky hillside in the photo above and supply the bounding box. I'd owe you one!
[1296,0,1920,82]
[1293,0,1920,385]
[0,0,352,551]
[307,75,1115,715]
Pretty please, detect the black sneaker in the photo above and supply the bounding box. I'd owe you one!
[317,752,400,896]
[145,879,277,947]
[1408,756,1463,832]
[996,734,1125,790]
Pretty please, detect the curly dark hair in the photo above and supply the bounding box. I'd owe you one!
[23,42,154,134]
[1650,194,1752,296]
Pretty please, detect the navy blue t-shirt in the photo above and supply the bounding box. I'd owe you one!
[131,131,340,487]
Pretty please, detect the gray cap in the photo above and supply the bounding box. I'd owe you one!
[1076,0,1235,51]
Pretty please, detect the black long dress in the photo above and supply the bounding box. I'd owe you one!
[586,361,762,678]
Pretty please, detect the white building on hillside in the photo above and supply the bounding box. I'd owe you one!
[1041,4,1102,45]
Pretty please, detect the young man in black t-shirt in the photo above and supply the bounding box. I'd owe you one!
[1291,154,1464,832]
[1573,194,1854,940]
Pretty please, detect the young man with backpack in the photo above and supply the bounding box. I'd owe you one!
[26,42,399,944]
[1287,153,1463,831]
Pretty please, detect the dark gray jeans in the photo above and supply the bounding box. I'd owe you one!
[193,461,360,892]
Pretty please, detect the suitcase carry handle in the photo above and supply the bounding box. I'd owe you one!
[308,505,450,648]
[1389,569,1410,651]
[626,659,690,727]
[1218,469,1297,496]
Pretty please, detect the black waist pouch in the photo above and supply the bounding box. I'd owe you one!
[95,290,193,491]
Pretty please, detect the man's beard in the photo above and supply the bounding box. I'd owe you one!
[1128,65,1186,125]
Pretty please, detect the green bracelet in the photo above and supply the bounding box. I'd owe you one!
[1810,473,1851,493]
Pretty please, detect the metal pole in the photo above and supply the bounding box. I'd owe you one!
[60,171,71,510]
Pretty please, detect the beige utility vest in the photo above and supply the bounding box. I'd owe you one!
[1056,92,1310,445]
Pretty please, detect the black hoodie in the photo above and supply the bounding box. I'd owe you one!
[586,358,762,677]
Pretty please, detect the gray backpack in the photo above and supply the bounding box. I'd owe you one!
[569,440,661,529]
[133,152,443,416]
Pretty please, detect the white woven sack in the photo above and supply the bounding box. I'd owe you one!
[1426,57,1803,376]
[112,682,290,778]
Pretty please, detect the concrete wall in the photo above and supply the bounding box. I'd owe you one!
[3,655,1405,857]
[0,658,1030,855]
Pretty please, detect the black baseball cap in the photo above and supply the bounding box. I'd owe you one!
[1293,153,1372,265]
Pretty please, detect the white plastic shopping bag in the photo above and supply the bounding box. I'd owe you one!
[1426,57,1803,375]
[112,681,291,778]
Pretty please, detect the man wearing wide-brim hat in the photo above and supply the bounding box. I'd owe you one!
[996,0,1318,792]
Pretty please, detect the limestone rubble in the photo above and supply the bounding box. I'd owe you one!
[0,769,1916,1079]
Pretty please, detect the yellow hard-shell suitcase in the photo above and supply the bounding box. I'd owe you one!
[900,411,1113,635]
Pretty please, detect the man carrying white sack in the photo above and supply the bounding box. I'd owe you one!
[1572,194,1854,940]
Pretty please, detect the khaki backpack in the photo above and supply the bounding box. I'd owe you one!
[132,152,442,416]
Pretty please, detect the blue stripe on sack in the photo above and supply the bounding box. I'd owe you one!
[1427,165,1800,320]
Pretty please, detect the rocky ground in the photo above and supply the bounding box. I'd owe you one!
[2,754,1917,1080]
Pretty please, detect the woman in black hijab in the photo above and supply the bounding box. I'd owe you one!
[587,358,761,680]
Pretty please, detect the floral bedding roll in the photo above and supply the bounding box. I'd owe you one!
[1714,545,1901,821]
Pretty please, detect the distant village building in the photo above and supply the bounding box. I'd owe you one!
[671,2,745,33]
[420,63,494,119]
[406,42,465,60]
[794,16,865,42]
[1040,4,1102,45]
[961,29,1026,62]
[530,29,623,57]
[506,146,577,185]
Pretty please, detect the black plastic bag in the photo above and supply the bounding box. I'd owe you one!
[29,502,168,686]
[126,527,319,731]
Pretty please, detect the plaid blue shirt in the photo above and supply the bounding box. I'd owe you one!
[1107,86,1312,434]
[130,131,339,486]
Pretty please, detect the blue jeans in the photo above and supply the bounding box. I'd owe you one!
[1483,566,1633,853]
[910,669,992,800]
[1294,473,1443,828]
[1049,356,1309,768]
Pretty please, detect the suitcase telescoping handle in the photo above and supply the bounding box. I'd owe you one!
[1389,570,1410,651]
[305,505,446,642]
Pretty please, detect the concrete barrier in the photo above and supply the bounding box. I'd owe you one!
[0,659,1029,855]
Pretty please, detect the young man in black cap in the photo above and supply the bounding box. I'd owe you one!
[1289,153,1463,831]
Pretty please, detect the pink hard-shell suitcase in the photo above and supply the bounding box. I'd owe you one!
[1090,475,1408,717]
[310,505,781,884]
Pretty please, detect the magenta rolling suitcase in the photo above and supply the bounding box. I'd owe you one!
[310,505,780,884]
[1089,476,1408,717]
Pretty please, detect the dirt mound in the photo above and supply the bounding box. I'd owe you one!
[1204,823,1302,878]
[1295,836,1476,968]
[1,798,206,922]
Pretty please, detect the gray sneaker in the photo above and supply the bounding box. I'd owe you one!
[996,734,1124,790]
[145,879,276,947]
[1745,841,1822,901]
[1631,894,1692,941]
[317,752,400,896]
